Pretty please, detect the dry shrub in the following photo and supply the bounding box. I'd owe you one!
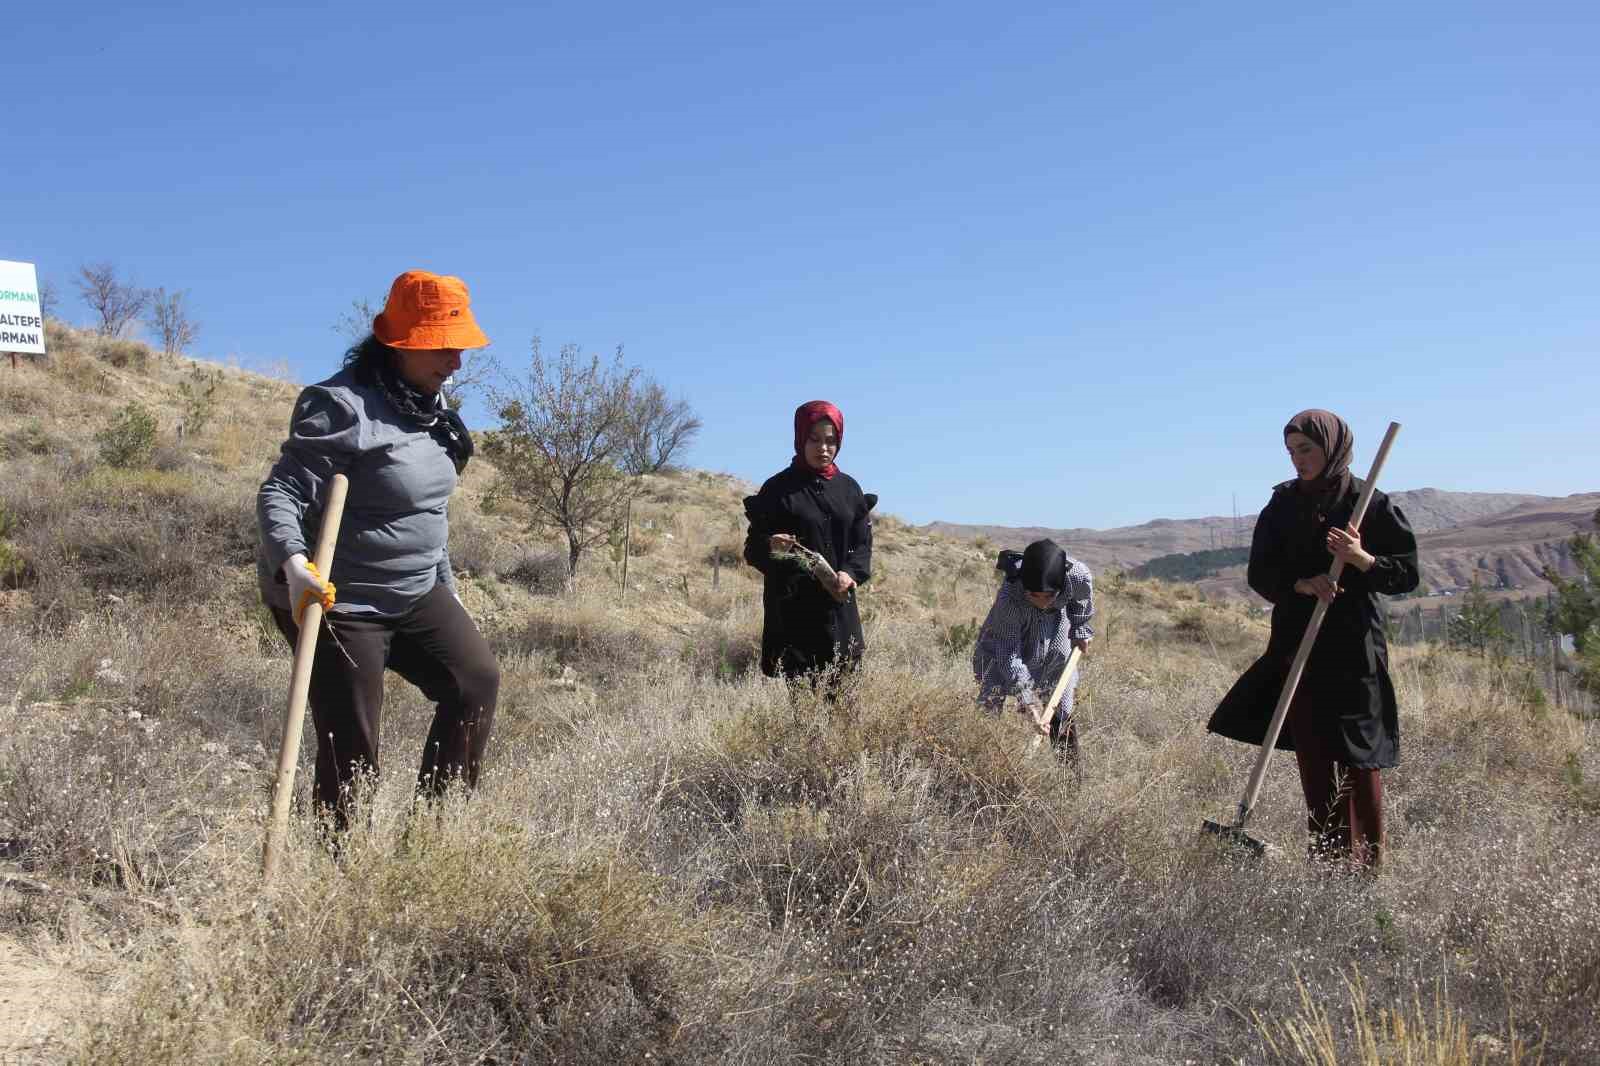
[92,336,152,371]
[675,612,761,680]
[51,345,115,396]
[503,549,569,594]
[625,524,660,557]
[0,604,281,888]
[1172,604,1211,642]
[208,414,265,470]
[446,509,519,579]
[1,715,263,895]
[0,702,191,890]
[74,818,731,1065]
[704,539,743,568]
[669,666,1066,849]
[1258,971,1545,1065]
[0,418,65,460]
[509,603,662,684]
[485,649,605,757]
[43,318,82,353]
[1,460,257,620]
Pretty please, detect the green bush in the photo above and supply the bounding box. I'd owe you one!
[95,402,159,468]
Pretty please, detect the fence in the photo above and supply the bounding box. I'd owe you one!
[1387,592,1594,718]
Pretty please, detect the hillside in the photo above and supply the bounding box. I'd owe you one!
[1,325,1597,1064]
[930,488,1597,601]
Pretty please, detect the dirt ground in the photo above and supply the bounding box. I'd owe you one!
[0,930,82,1063]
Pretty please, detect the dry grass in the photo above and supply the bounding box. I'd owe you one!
[1258,972,1545,1065]
[1,325,1596,1063]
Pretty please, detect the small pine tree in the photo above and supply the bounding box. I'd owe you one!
[1545,508,1600,693]
[1446,578,1507,655]
[95,402,159,468]
[177,366,223,438]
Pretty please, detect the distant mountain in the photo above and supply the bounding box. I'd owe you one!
[924,489,1599,600]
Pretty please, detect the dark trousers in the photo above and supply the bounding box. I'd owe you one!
[1287,685,1384,869]
[271,584,499,830]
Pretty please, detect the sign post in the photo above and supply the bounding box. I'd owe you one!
[0,261,48,368]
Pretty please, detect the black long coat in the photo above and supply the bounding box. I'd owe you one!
[1207,478,1419,769]
[743,463,874,679]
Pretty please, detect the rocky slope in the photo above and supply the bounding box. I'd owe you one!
[927,489,1598,600]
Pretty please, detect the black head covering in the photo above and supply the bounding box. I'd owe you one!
[1019,539,1068,595]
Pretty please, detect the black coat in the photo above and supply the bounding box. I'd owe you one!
[743,463,874,679]
[1206,478,1419,769]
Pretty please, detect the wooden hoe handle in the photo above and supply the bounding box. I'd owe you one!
[1030,645,1085,752]
[262,473,349,880]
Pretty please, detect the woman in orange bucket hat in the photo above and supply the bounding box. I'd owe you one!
[256,270,498,834]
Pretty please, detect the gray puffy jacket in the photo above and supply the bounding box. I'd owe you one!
[256,365,457,617]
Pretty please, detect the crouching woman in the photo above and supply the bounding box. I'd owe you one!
[973,539,1094,758]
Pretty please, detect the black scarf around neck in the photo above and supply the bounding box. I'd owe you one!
[375,360,474,474]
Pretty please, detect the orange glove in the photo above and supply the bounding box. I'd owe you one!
[283,554,336,625]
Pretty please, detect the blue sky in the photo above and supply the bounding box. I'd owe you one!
[8,1,1597,528]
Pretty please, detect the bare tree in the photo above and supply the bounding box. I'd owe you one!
[147,287,199,358]
[75,262,149,337]
[621,377,702,475]
[38,279,58,320]
[333,296,383,344]
[483,339,640,581]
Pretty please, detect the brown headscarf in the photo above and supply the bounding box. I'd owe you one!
[1284,408,1353,500]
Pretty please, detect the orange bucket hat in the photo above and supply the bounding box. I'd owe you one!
[372,270,490,350]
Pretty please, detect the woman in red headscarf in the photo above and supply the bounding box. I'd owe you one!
[1208,410,1418,871]
[743,401,876,686]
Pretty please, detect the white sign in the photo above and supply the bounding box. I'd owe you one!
[0,260,47,355]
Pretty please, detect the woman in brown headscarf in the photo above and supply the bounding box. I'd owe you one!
[1207,410,1419,870]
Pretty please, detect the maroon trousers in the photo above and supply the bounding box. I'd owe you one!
[1287,685,1384,869]
[271,583,499,830]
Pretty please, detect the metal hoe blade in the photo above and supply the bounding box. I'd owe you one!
[1201,816,1268,857]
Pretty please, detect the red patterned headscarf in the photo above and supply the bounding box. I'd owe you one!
[793,400,844,480]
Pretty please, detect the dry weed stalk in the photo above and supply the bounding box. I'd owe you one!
[1256,970,1544,1066]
